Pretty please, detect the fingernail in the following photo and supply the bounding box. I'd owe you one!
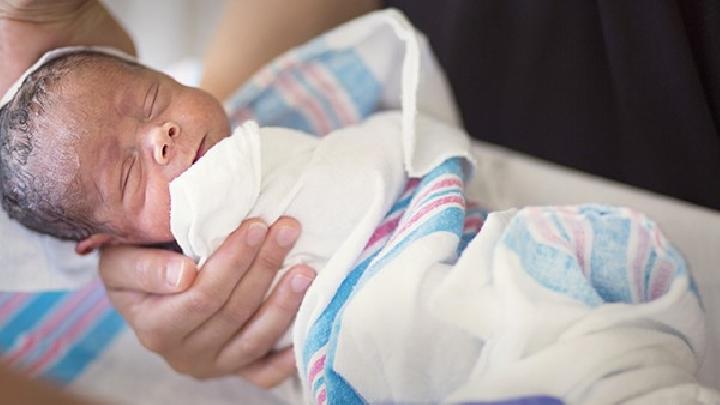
[165,260,185,288]
[290,274,313,293]
[276,226,299,247]
[246,222,268,246]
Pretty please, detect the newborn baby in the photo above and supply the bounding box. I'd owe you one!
[0,50,231,254]
[0,49,458,272]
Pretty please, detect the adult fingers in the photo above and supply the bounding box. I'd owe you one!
[99,245,197,294]
[237,347,297,389]
[214,264,315,371]
[130,220,269,342]
[183,217,301,350]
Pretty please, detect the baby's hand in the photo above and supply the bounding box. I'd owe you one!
[98,217,315,387]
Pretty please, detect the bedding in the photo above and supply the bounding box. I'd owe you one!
[0,8,717,404]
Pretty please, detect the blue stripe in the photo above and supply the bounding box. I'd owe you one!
[44,309,126,384]
[0,293,65,350]
[587,213,632,303]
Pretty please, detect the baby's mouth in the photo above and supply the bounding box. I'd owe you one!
[192,135,207,164]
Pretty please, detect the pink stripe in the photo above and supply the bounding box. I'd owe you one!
[555,211,589,277]
[25,299,111,375]
[393,195,465,242]
[365,215,402,249]
[412,177,462,208]
[631,224,651,302]
[0,294,30,324]
[527,210,571,252]
[254,53,301,87]
[649,261,673,300]
[570,220,588,277]
[317,388,327,405]
[276,73,333,135]
[6,284,99,363]
[308,354,326,384]
[305,64,358,125]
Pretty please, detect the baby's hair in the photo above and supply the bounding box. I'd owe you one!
[0,51,139,241]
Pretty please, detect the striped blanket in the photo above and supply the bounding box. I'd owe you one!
[1,8,714,405]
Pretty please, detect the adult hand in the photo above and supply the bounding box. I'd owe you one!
[0,0,135,95]
[98,217,315,388]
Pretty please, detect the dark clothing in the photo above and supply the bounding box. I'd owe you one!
[384,0,720,210]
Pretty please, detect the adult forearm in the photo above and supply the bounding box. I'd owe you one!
[0,0,135,95]
[0,0,91,22]
[200,0,379,101]
[0,361,95,404]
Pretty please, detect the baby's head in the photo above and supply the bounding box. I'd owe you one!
[0,51,230,254]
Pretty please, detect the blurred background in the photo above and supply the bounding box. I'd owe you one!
[102,0,224,70]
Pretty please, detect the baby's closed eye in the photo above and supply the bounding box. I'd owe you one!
[144,81,160,119]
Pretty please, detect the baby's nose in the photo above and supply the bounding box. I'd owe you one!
[152,122,180,166]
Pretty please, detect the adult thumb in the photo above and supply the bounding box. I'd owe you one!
[98,245,197,293]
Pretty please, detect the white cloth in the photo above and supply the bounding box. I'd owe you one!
[169,110,471,269]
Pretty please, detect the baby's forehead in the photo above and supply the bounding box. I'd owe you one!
[59,57,151,98]
[49,59,161,129]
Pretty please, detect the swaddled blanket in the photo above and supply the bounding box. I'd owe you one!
[0,8,715,405]
[169,9,717,405]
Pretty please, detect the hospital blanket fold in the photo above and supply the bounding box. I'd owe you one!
[299,196,714,403]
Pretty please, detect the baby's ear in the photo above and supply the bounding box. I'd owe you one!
[75,234,114,255]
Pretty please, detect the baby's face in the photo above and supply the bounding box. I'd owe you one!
[56,59,230,251]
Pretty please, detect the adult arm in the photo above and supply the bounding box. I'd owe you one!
[0,1,313,388]
[200,0,379,101]
[0,0,135,95]
[0,361,94,404]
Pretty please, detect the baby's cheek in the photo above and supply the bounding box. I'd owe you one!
[137,182,173,242]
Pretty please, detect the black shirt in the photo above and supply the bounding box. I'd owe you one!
[384,0,720,210]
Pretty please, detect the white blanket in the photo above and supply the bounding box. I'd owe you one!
[168,10,718,403]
